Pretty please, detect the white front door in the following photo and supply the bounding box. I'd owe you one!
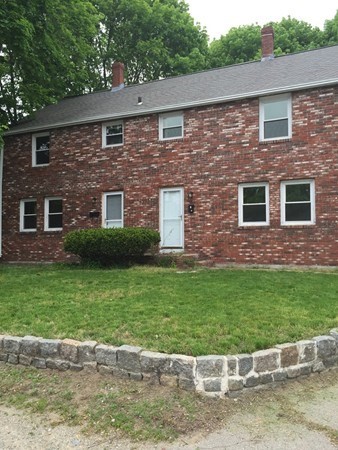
[160,188,184,249]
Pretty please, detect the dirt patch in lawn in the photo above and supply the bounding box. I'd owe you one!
[0,363,337,447]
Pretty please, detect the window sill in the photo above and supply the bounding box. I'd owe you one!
[281,223,315,227]
[32,164,50,168]
[238,224,270,229]
[159,137,184,142]
[259,138,291,145]
[102,143,123,149]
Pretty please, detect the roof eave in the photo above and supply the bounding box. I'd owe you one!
[4,78,338,136]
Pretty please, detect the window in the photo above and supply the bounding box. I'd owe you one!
[238,183,269,226]
[260,94,291,141]
[32,132,50,166]
[159,112,183,140]
[20,199,37,232]
[103,192,123,228]
[281,180,315,225]
[45,197,63,231]
[103,121,123,147]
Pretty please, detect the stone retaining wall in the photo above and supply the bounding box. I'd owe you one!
[1,330,337,397]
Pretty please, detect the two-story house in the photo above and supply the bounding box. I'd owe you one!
[1,27,337,265]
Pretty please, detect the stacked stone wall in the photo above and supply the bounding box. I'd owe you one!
[1,330,337,397]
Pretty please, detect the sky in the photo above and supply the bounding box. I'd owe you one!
[185,0,338,40]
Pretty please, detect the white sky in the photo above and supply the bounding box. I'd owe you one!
[185,0,338,40]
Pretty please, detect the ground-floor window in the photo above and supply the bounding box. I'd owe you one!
[20,199,37,232]
[281,179,315,225]
[44,197,63,231]
[103,192,123,228]
[238,182,269,226]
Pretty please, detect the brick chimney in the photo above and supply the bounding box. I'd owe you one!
[111,61,125,91]
[261,26,274,61]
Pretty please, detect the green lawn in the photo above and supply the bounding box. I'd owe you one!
[0,264,337,356]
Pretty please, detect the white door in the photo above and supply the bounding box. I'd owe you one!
[160,188,184,249]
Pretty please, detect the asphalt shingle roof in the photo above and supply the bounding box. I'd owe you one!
[6,45,338,135]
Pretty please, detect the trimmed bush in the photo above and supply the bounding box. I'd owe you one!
[64,227,160,265]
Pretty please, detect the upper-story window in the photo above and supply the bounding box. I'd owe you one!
[281,180,315,225]
[159,112,183,140]
[103,121,123,147]
[20,199,37,232]
[238,182,269,226]
[259,94,291,141]
[32,132,50,166]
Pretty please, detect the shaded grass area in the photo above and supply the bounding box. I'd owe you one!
[0,365,214,442]
[0,264,337,355]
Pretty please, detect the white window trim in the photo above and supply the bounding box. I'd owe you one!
[32,132,50,167]
[159,111,184,141]
[238,182,270,226]
[102,121,123,148]
[102,191,124,228]
[20,199,37,232]
[281,179,315,226]
[44,197,63,231]
[259,94,292,142]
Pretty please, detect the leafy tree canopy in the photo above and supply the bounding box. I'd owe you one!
[324,10,338,44]
[208,14,337,68]
[92,0,209,87]
[0,0,100,126]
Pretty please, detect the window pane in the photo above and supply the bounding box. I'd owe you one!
[36,149,50,165]
[285,203,311,222]
[24,201,36,215]
[243,204,266,222]
[264,119,288,139]
[286,184,310,202]
[36,135,50,150]
[163,191,180,218]
[49,214,62,229]
[163,126,182,139]
[264,100,288,120]
[49,199,62,214]
[106,195,122,220]
[24,215,37,230]
[106,124,122,136]
[162,115,182,128]
[243,186,265,204]
[163,219,181,247]
[106,134,123,145]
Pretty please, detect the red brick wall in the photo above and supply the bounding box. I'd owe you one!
[2,86,337,265]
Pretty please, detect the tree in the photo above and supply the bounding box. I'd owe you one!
[0,0,100,126]
[324,10,338,44]
[272,17,325,55]
[92,0,209,86]
[208,25,261,68]
[208,17,327,69]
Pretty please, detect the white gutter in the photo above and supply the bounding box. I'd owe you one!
[4,78,338,136]
[0,145,3,257]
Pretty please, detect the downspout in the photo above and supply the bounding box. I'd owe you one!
[0,144,3,258]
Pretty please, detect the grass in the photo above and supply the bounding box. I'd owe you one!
[0,264,337,356]
[0,365,337,444]
[0,365,214,442]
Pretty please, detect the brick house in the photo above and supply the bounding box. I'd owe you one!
[1,28,337,265]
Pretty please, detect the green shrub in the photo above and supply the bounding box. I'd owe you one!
[64,227,160,265]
